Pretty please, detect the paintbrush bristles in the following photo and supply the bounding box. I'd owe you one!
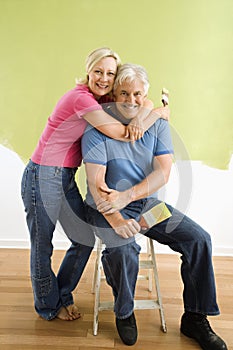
[162,87,169,95]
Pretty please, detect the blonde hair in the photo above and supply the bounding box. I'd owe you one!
[77,47,121,85]
[113,63,150,95]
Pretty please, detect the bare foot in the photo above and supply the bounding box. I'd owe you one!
[66,304,81,320]
[56,306,74,321]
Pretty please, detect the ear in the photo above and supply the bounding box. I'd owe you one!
[142,93,148,103]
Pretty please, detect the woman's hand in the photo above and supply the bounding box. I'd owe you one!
[125,116,145,142]
[125,99,154,142]
[96,186,133,214]
[124,105,170,142]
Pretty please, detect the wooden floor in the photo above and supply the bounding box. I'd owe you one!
[0,248,232,350]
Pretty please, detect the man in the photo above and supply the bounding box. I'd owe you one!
[82,63,227,349]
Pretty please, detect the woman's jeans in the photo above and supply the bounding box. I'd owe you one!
[85,198,220,319]
[21,160,95,320]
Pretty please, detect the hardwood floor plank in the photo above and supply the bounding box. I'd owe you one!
[0,248,232,349]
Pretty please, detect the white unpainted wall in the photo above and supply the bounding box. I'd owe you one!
[0,144,232,255]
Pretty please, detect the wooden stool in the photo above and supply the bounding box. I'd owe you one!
[92,237,167,335]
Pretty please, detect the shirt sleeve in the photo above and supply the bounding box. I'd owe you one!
[82,125,107,165]
[154,119,174,156]
[74,85,103,118]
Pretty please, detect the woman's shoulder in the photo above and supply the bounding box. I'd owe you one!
[74,83,91,94]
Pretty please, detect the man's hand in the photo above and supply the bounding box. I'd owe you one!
[96,186,140,238]
[113,218,141,239]
[96,186,133,214]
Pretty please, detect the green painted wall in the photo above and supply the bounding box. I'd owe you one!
[1,0,233,169]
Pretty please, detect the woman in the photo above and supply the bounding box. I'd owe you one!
[21,47,169,322]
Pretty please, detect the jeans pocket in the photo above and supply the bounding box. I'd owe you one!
[37,168,63,209]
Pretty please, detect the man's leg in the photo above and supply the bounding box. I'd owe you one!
[145,204,218,315]
[85,204,139,345]
[144,203,227,350]
[101,242,140,319]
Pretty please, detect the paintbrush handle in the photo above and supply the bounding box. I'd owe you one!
[162,87,169,106]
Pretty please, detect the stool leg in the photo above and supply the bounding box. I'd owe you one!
[146,238,153,292]
[93,239,103,336]
[92,240,99,294]
[149,238,167,333]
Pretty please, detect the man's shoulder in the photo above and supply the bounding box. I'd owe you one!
[155,118,169,127]
[82,125,107,145]
[146,118,168,134]
[83,124,102,136]
[82,125,108,162]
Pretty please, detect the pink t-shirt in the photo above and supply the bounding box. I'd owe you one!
[31,84,105,167]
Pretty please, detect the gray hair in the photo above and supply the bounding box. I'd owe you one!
[77,47,121,84]
[113,63,150,95]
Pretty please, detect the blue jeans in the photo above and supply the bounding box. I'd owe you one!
[85,198,220,319]
[21,160,95,320]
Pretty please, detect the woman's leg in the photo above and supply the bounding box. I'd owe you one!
[57,169,95,313]
[21,161,64,320]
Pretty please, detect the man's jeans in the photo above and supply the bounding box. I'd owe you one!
[85,198,220,319]
[21,160,95,320]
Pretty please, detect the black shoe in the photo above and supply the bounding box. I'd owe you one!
[116,312,137,346]
[180,312,228,350]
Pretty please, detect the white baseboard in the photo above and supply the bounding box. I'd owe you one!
[212,246,233,257]
[0,239,30,249]
[0,239,232,256]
